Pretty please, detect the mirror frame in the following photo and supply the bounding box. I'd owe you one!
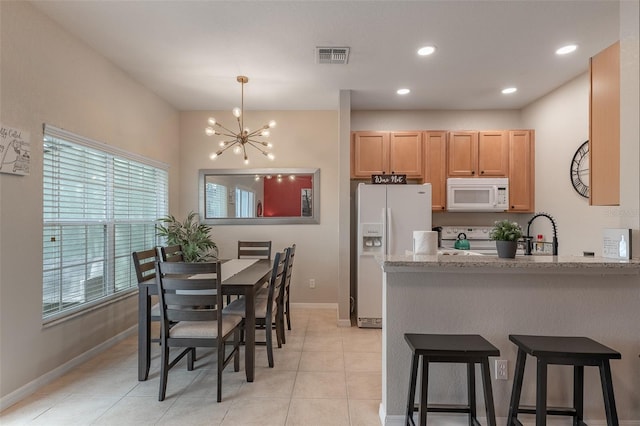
[198,168,320,225]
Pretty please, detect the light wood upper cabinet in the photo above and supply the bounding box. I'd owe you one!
[423,131,447,211]
[590,41,620,206]
[389,132,423,177]
[351,131,422,179]
[447,131,478,176]
[447,131,508,177]
[351,132,389,178]
[508,130,535,212]
[478,131,509,176]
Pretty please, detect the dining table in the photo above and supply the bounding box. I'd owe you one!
[137,258,273,383]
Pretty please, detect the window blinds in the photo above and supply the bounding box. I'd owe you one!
[42,125,168,321]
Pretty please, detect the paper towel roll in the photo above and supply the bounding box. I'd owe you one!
[413,230,438,255]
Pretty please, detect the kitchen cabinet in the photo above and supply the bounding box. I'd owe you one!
[589,41,620,206]
[447,131,508,177]
[508,130,535,212]
[351,131,422,179]
[423,131,447,211]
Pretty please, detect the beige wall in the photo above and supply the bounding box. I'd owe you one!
[351,109,521,132]
[178,110,340,306]
[0,1,180,401]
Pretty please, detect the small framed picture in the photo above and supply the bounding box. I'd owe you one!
[301,189,312,217]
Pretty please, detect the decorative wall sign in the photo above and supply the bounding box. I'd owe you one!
[602,228,632,260]
[0,124,30,176]
[371,174,407,184]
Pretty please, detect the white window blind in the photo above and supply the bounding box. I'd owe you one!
[204,183,227,218]
[42,125,168,321]
[235,188,255,218]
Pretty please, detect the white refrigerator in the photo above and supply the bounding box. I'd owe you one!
[356,183,432,328]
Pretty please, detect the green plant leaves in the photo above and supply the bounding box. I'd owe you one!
[489,219,523,241]
[156,212,217,262]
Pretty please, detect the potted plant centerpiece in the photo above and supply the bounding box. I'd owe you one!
[157,211,218,262]
[489,219,523,259]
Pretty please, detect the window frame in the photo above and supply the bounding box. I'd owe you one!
[42,125,169,324]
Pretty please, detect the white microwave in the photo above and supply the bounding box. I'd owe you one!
[446,178,509,212]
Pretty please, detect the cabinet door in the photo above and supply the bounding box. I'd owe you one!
[447,131,478,176]
[351,132,389,178]
[389,132,423,178]
[478,131,509,177]
[424,131,447,211]
[508,130,535,212]
[590,41,620,206]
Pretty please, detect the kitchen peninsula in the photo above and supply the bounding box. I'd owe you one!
[379,254,640,425]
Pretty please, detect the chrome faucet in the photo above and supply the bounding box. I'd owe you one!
[524,212,558,256]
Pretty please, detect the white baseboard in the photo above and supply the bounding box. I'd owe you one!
[290,302,337,310]
[289,303,352,327]
[337,318,352,327]
[378,404,640,426]
[0,325,136,412]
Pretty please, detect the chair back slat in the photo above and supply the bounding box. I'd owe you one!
[238,241,272,260]
[166,308,218,322]
[161,244,184,262]
[132,248,158,284]
[163,293,217,306]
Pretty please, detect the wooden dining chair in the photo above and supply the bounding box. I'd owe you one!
[223,249,288,368]
[237,240,272,260]
[155,260,243,402]
[160,244,183,262]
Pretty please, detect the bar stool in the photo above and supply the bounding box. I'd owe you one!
[404,333,500,426]
[507,335,621,426]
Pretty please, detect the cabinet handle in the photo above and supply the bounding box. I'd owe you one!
[471,171,475,175]
[480,170,485,175]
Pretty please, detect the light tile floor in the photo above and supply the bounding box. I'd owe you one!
[1,308,382,425]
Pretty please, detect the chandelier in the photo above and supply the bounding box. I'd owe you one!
[205,76,276,164]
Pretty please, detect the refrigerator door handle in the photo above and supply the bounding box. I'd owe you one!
[381,207,387,255]
[386,208,392,255]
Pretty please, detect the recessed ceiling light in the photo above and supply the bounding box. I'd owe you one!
[556,44,578,55]
[397,88,410,95]
[417,46,436,56]
[502,87,517,94]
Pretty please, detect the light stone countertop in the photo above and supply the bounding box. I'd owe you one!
[378,253,640,274]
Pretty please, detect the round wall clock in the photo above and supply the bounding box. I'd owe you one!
[570,140,589,198]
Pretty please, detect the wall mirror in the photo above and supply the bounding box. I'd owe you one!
[199,168,320,225]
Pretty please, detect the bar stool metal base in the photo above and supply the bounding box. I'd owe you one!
[507,334,621,426]
[404,334,500,426]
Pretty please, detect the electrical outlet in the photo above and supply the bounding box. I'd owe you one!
[495,359,508,380]
[309,279,316,289]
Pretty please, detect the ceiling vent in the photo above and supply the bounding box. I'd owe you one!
[316,47,350,64]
